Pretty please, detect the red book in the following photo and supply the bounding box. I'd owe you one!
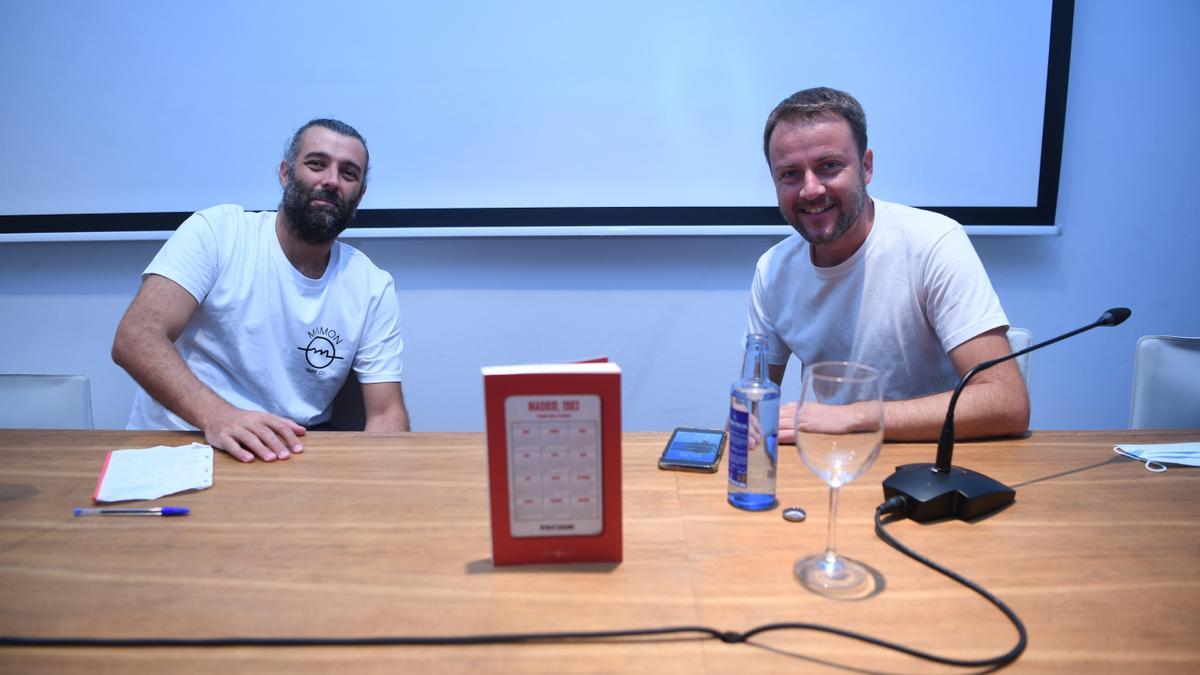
[482,361,622,566]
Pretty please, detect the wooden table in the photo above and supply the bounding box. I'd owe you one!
[1,429,1198,674]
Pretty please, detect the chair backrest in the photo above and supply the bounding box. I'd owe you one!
[0,374,94,429]
[328,370,366,431]
[1130,336,1200,429]
[1007,326,1033,387]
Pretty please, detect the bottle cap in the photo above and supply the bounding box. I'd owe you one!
[782,506,807,522]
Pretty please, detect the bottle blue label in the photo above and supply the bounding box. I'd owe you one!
[728,406,748,487]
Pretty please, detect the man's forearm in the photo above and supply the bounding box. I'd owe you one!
[882,391,954,441]
[364,408,411,432]
[113,333,234,430]
[362,381,411,432]
[883,379,1029,442]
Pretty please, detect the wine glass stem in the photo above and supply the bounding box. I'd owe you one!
[824,486,841,563]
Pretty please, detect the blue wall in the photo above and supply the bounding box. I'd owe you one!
[1,1,1197,431]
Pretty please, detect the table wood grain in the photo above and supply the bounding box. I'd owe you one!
[1,429,1198,673]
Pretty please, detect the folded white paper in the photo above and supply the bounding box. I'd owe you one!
[93,442,214,503]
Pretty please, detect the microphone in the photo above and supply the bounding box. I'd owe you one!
[881,307,1132,522]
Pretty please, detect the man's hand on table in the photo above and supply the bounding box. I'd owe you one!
[779,400,880,443]
[203,408,307,463]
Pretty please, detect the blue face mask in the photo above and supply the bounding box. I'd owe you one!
[1114,443,1200,473]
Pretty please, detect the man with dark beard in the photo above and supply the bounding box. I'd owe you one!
[746,88,1028,443]
[113,119,409,462]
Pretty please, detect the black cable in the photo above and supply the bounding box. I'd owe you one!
[868,495,1028,667]
[0,626,724,648]
[700,496,1026,668]
[0,495,1027,669]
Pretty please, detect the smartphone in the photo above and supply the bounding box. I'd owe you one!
[658,427,727,473]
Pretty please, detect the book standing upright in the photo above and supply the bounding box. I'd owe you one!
[482,361,622,566]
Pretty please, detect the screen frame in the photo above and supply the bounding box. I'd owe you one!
[0,0,1073,239]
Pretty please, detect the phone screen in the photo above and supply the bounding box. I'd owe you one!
[658,427,726,472]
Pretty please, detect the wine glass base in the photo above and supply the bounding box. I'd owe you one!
[794,553,877,600]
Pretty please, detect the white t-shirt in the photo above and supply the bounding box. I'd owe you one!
[127,204,404,430]
[747,199,1007,400]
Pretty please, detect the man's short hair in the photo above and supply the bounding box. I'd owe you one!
[763,87,868,161]
[284,119,371,187]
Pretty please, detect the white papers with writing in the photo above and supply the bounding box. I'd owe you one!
[93,442,214,503]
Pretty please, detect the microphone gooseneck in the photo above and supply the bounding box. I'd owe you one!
[932,307,1131,473]
[883,307,1131,522]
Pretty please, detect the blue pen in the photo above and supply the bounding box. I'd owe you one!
[74,507,190,517]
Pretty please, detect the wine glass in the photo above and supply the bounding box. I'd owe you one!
[793,361,884,599]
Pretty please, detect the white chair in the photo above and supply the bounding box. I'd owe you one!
[1007,326,1033,387]
[1130,336,1200,429]
[0,374,94,429]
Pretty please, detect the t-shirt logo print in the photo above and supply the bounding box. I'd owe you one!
[298,327,345,372]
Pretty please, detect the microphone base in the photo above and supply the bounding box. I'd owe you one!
[882,463,1015,522]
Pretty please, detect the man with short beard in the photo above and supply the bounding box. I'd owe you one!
[747,88,1029,443]
[113,119,409,462]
